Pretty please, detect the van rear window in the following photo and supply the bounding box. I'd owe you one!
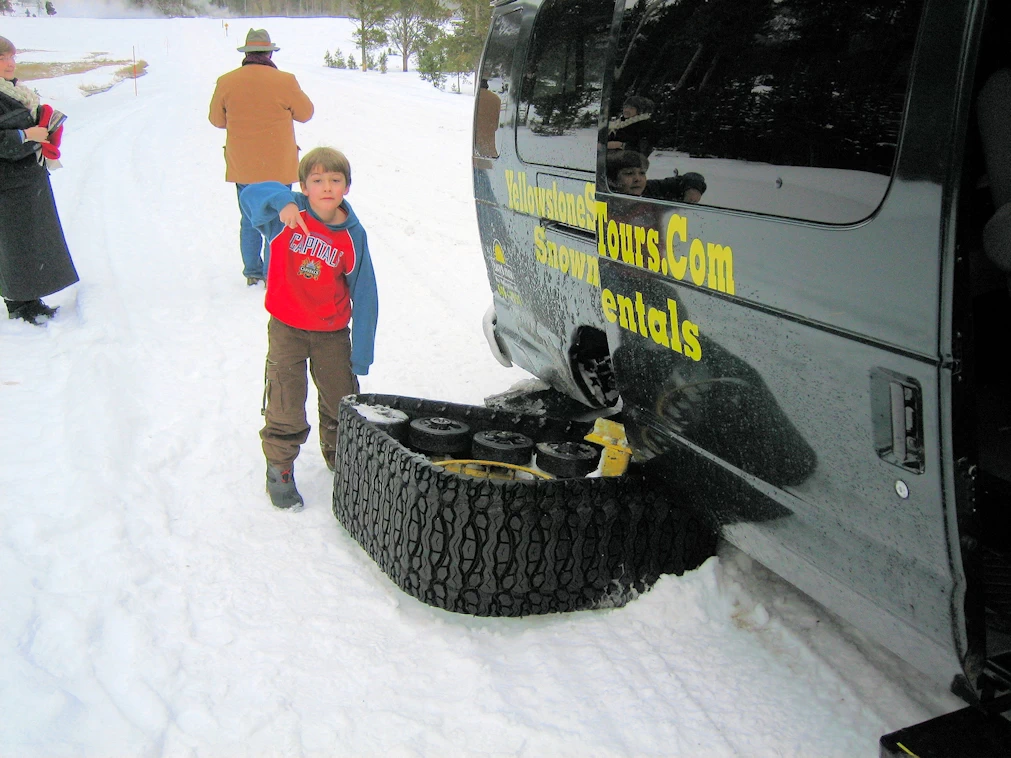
[475,10,521,159]
[516,0,614,172]
[607,0,926,223]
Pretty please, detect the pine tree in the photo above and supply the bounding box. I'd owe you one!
[386,0,449,72]
[347,0,393,72]
[447,0,492,80]
[417,42,447,89]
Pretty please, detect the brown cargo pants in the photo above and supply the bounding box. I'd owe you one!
[261,317,359,469]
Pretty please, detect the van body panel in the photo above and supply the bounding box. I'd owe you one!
[601,256,963,681]
[473,0,1008,695]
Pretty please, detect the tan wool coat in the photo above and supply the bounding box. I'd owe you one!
[208,63,314,185]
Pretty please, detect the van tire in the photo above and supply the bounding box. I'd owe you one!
[334,394,717,617]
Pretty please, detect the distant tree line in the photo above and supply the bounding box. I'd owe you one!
[117,0,492,89]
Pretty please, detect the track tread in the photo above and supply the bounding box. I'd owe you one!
[334,394,715,616]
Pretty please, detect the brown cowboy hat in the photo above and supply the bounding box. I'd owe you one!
[237,29,280,53]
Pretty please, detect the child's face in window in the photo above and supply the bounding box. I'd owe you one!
[613,166,647,196]
[301,167,349,219]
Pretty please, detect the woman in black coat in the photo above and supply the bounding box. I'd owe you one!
[0,36,78,326]
[606,95,656,159]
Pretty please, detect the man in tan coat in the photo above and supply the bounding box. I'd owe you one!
[209,29,314,285]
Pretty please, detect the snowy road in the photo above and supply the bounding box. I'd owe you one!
[0,16,963,757]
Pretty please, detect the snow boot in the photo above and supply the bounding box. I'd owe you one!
[29,300,58,319]
[266,463,304,511]
[246,276,264,287]
[5,299,45,326]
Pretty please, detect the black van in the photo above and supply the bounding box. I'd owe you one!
[471,0,1011,733]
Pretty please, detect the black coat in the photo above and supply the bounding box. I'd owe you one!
[608,113,655,158]
[0,88,78,302]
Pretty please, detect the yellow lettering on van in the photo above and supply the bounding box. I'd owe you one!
[504,170,516,210]
[646,229,660,273]
[689,238,706,286]
[616,292,636,333]
[602,289,617,323]
[707,243,735,295]
[619,223,635,265]
[558,244,570,275]
[667,298,683,354]
[607,219,620,260]
[601,288,701,361]
[584,183,596,231]
[596,200,608,255]
[634,225,647,269]
[569,248,585,280]
[666,214,688,280]
[682,320,702,361]
[534,224,547,263]
[648,305,670,348]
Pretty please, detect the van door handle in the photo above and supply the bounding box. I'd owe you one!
[871,369,924,474]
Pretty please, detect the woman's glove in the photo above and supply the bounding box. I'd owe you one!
[36,103,63,160]
[37,103,54,129]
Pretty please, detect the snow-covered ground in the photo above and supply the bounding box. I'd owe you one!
[0,15,965,757]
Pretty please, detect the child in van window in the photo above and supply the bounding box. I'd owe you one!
[240,147,378,511]
[606,149,707,204]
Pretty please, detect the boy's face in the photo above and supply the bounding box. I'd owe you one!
[612,166,647,196]
[301,166,349,220]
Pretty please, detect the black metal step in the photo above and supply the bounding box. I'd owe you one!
[880,706,1011,758]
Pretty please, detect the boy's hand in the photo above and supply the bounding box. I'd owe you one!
[279,203,310,237]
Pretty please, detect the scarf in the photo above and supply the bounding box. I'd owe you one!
[241,53,277,69]
[0,76,40,117]
[608,111,651,136]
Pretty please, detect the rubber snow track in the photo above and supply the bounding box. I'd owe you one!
[335,394,719,616]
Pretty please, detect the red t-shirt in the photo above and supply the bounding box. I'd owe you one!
[264,210,358,331]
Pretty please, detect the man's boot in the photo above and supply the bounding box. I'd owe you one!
[266,463,304,511]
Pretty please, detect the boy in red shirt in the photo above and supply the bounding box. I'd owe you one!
[240,147,378,510]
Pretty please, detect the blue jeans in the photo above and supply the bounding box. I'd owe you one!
[236,183,268,279]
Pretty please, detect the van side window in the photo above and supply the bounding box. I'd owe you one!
[608,0,925,223]
[516,0,613,171]
[475,10,521,159]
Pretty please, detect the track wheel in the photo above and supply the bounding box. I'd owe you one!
[471,430,535,465]
[408,417,471,455]
[535,441,601,478]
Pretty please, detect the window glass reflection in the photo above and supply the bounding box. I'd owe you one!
[517,0,613,171]
[607,0,925,223]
